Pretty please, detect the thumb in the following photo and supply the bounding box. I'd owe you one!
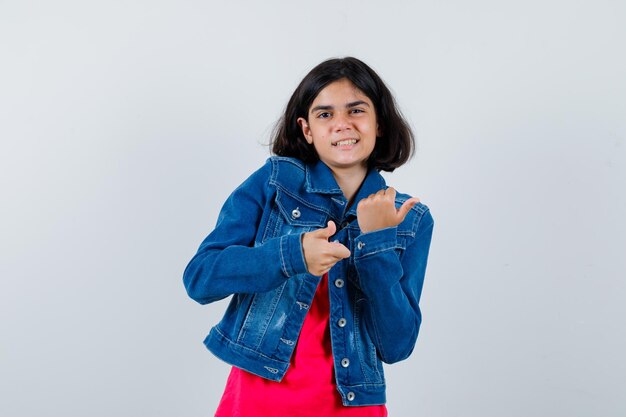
[396,198,419,222]
[315,220,336,240]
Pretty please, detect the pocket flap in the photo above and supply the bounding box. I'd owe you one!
[275,190,327,227]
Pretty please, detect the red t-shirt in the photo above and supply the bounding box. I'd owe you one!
[215,273,387,417]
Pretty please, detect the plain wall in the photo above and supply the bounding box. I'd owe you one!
[1,1,625,416]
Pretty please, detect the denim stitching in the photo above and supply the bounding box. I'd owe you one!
[257,285,285,349]
[353,293,373,384]
[275,190,329,225]
[354,247,395,259]
[279,235,289,276]
[276,185,333,216]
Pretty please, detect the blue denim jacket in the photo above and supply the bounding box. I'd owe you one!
[183,156,434,406]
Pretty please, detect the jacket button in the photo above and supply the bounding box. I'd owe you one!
[291,208,301,219]
[337,318,347,327]
[357,241,364,250]
[334,278,344,288]
[341,358,350,368]
[347,392,355,401]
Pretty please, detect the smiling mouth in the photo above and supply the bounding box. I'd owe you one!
[332,139,359,147]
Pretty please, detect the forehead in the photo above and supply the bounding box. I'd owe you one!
[310,79,372,106]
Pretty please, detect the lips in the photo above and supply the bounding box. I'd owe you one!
[332,138,359,146]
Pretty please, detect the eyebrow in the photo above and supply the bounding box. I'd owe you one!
[310,100,370,113]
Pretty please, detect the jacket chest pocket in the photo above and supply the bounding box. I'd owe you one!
[263,189,328,240]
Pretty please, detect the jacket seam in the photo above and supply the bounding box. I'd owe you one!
[213,326,288,363]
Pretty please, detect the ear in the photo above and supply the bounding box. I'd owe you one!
[297,117,313,144]
[376,123,382,137]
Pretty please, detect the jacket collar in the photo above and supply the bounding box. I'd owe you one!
[305,159,387,215]
[304,159,343,195]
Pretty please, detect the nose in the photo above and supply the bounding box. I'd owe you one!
[333,113,352,132]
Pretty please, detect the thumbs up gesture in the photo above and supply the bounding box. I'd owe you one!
[357,187,420,233]
[301,221,351,276]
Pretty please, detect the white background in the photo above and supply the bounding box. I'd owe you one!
[1,1,625,416]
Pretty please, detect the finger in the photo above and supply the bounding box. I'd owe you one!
[314,220,336,239]
[318,261,336,273]
[329,240,350,260]
[326,241,350,255]
[375,189,386,196]
[319,263,333,272]
[396,197,420,221]
[328,243,351,259]
[385,187,397,200]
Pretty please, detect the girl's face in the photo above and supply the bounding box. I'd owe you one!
[297,78,379,176]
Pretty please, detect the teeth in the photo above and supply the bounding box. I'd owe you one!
[335,139,357,146]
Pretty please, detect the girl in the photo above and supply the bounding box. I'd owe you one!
[183,57,434,416]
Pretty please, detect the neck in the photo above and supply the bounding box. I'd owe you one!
[330,165,368,205]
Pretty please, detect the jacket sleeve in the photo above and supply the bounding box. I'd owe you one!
[182,161,309,305]
[352,208,434,363]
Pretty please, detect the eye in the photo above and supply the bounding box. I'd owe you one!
[317,112,332,119]
[351,108,364,114]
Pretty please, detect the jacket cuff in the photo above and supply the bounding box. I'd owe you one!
[353,226,398,259]
[279,233,308,277]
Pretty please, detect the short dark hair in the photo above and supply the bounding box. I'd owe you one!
[271,57,415,172]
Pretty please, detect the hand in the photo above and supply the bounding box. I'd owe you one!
[301,221,351,276]
[356,187,419,233]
